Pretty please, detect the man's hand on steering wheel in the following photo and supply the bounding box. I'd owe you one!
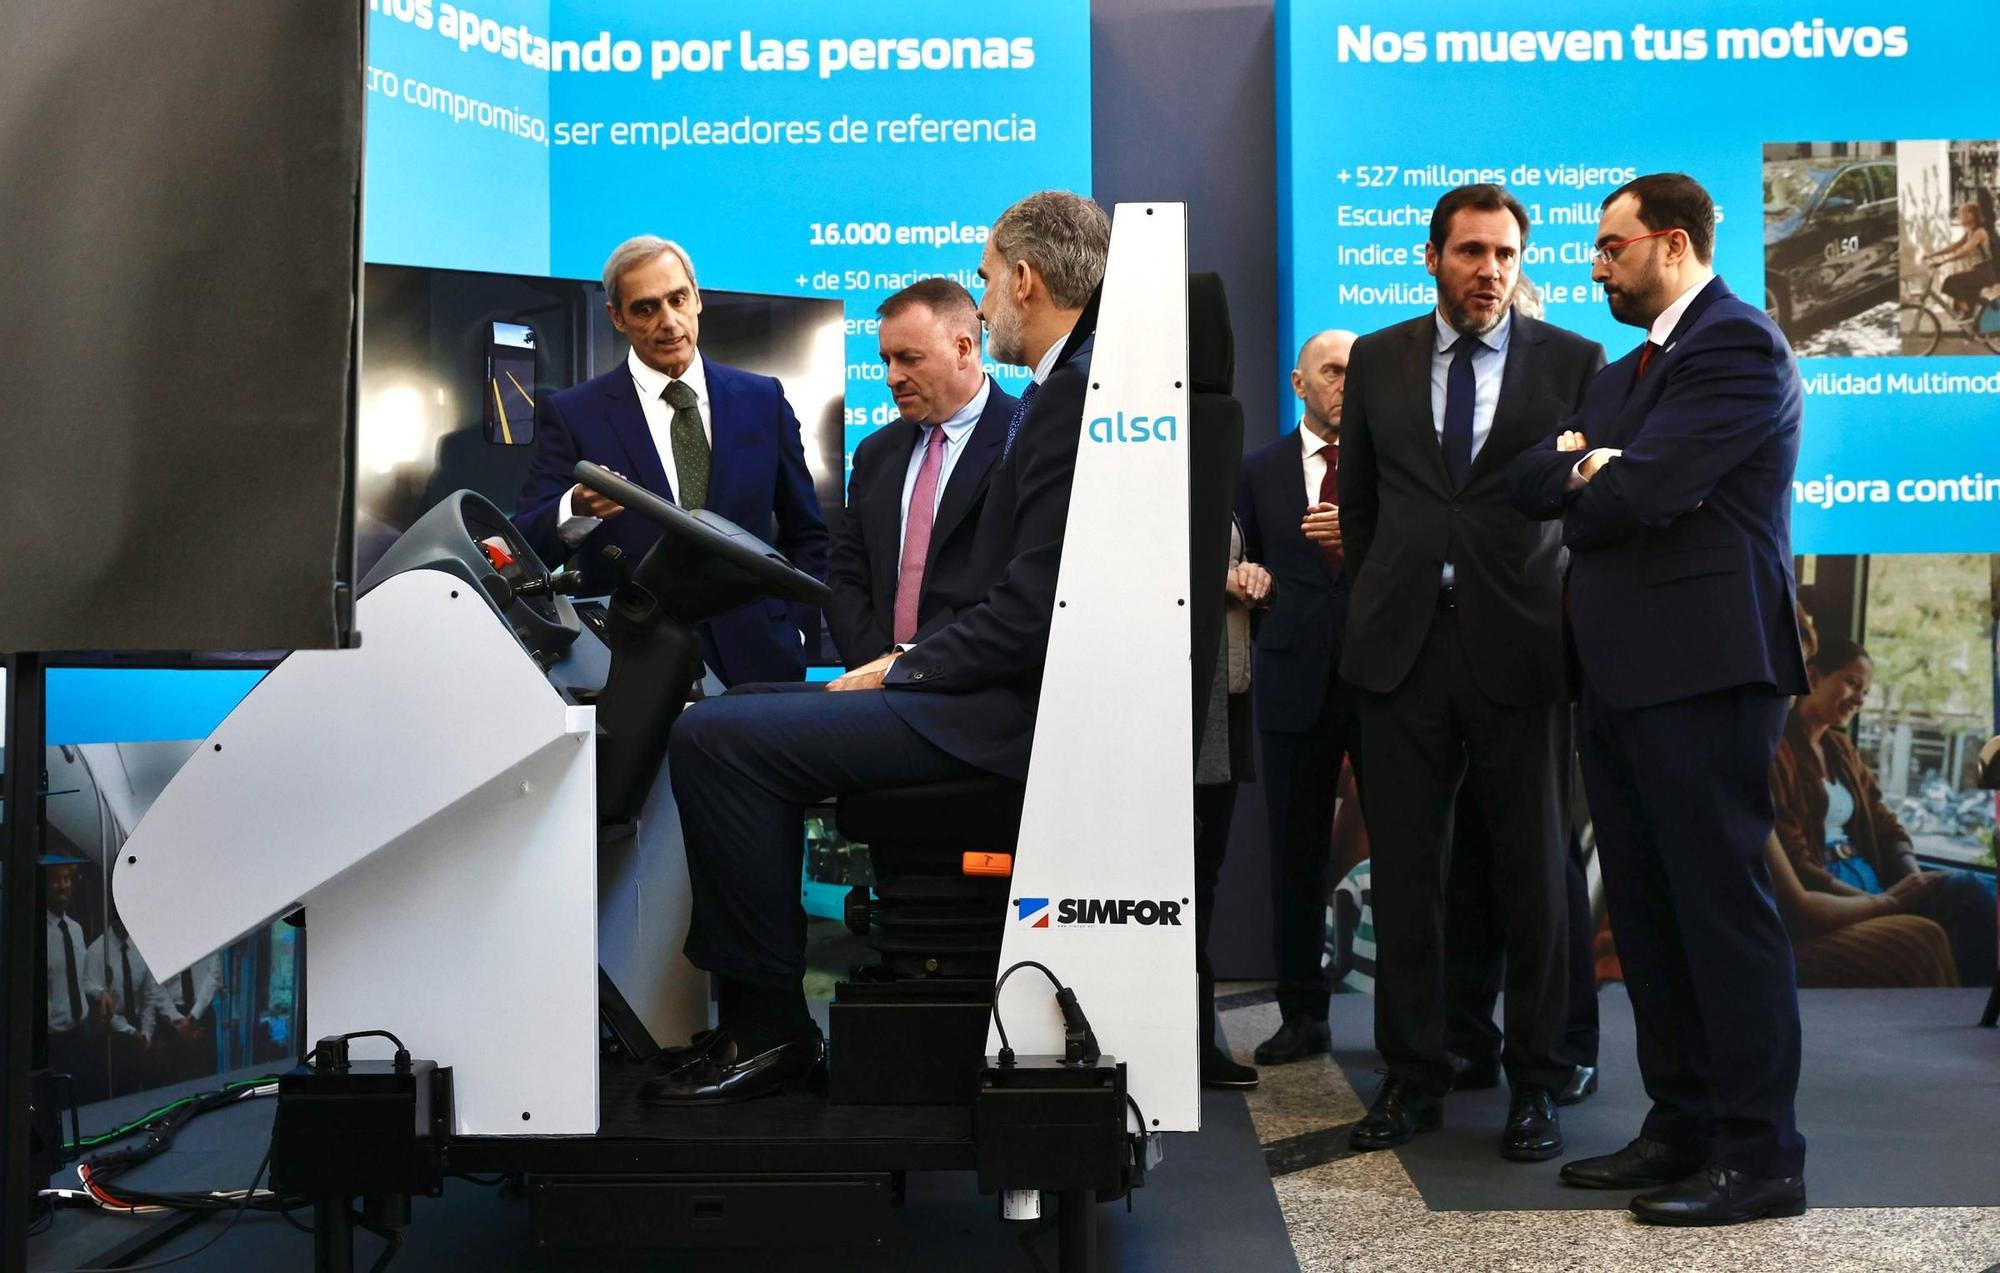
[572,479,627,520]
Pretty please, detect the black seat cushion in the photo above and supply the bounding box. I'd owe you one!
[836,776,1026,857]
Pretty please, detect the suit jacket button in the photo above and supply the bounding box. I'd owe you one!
[912,669,928,680]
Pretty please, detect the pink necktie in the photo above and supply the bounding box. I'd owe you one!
[893,425,947,645]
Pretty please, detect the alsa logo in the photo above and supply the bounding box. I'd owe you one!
[1087,411,1178,444]
[1014,897,1185,927]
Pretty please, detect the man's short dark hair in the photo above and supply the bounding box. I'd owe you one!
[877,278,980,340]
[1603,172,1716,265]
[1428,184,1530,253]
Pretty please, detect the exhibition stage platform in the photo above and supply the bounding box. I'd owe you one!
[30,1059,1297,1272]
[28,989,1995,1271]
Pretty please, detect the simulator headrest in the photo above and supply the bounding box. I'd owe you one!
[1188,272,1235,396]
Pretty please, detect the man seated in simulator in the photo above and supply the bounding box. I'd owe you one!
[645,190,1110,1104]
[824,278,1018,668]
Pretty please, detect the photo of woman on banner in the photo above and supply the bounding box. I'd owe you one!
[1771,636,1999,987]
[1921,200,1996,321]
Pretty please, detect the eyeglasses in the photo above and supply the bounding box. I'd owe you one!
[1592,228,1678,267]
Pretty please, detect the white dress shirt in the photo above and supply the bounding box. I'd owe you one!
[1429,308,1511,586]
[898,378,992,569]
[173,952,224,1021]
[45,911,88,1034]
[558,348,715,546]
[1647,275,1711,349]
[88,927,179,1041]
[1030,328,1072,385]
[1300,424,1337,507]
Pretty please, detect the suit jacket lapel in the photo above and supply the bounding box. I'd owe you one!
[869,420,918,592]
[1401,318,1451,492]
[928,387,1008,567]
[1468,315,1542,484]
[1663,275,1732,353]
[702,360,740,510]
[603,369,672,499]
[1280,433,1333,584]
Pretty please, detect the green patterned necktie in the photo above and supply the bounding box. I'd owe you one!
[662,378,709,510]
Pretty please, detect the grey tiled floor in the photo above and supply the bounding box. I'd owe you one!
[1218,985,2000,1273]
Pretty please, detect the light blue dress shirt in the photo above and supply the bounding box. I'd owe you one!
[897,376,993,569]
[1428,309,1511,586]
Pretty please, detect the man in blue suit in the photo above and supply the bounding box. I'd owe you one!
[514,236,829,686]
[826,278,1016,667]
[643,192,1110,1104]
[1234,329,1358,1069]
[1508,173,1810,1225]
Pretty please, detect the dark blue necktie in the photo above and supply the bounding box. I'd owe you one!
[1002,379,1041,459]
[1442,336,1479,488]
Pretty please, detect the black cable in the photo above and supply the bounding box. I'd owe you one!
[306,1029,412,1072]
[990,960,1067,1063]
[1125,1091,1151,1160]
[365,1231,405,1273]
[44,1144,274,1273]
[1014,1213,1057,1273]
[69,1077,277,1155]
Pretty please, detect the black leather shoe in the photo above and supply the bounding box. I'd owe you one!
[1630,1163,1807,1226]
[637,1032,825,1106]
[1253,1016,1331,1065]
[1560,1137,1707,1189]
[1348,1077,1442,1151]
[1201,1046,1259,1090]
[1500,1087,1562,1162]
[1449,1052,1501,1091]
[648,1027,724,1073]
[1555,1064,1598,1106]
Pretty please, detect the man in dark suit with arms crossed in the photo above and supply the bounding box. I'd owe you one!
[1509,173,1809,1224]
[1338,184,1604,1162]
[826,279,1016,667]
[644,192,1108,1105]
[514,236,829,685]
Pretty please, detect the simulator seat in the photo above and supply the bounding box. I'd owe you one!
[827,273,1245,1106]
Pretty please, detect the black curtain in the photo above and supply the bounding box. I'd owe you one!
[0,2,362,651]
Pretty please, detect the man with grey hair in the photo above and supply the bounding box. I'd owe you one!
[643,191,1108,1105]
[514,235,828,685]
[826,278,1017,666]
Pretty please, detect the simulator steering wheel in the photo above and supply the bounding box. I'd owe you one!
[572,461,830,618]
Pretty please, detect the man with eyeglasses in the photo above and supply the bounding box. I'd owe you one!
[1508,172,1810,1225]
[1336,184,1604,1163]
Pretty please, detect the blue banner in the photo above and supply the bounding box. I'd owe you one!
[1279,0,2000,553]
[363,0,1093,468]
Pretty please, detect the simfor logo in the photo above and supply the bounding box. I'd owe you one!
[1015,898,1051,928]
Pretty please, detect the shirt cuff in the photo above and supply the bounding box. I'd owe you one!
[1566,448,1615,491]
[556,485,603,548]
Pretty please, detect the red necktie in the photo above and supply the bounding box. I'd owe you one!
[893,425,947,645]
[1635,341,1660,382]
[1317,442,1343,575]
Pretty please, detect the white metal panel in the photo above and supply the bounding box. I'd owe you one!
[989,203,1199,1131]
[305,707,599,1135]
[117,569,585,977]
[597,764,711,1051]
[116,569,601,1134]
